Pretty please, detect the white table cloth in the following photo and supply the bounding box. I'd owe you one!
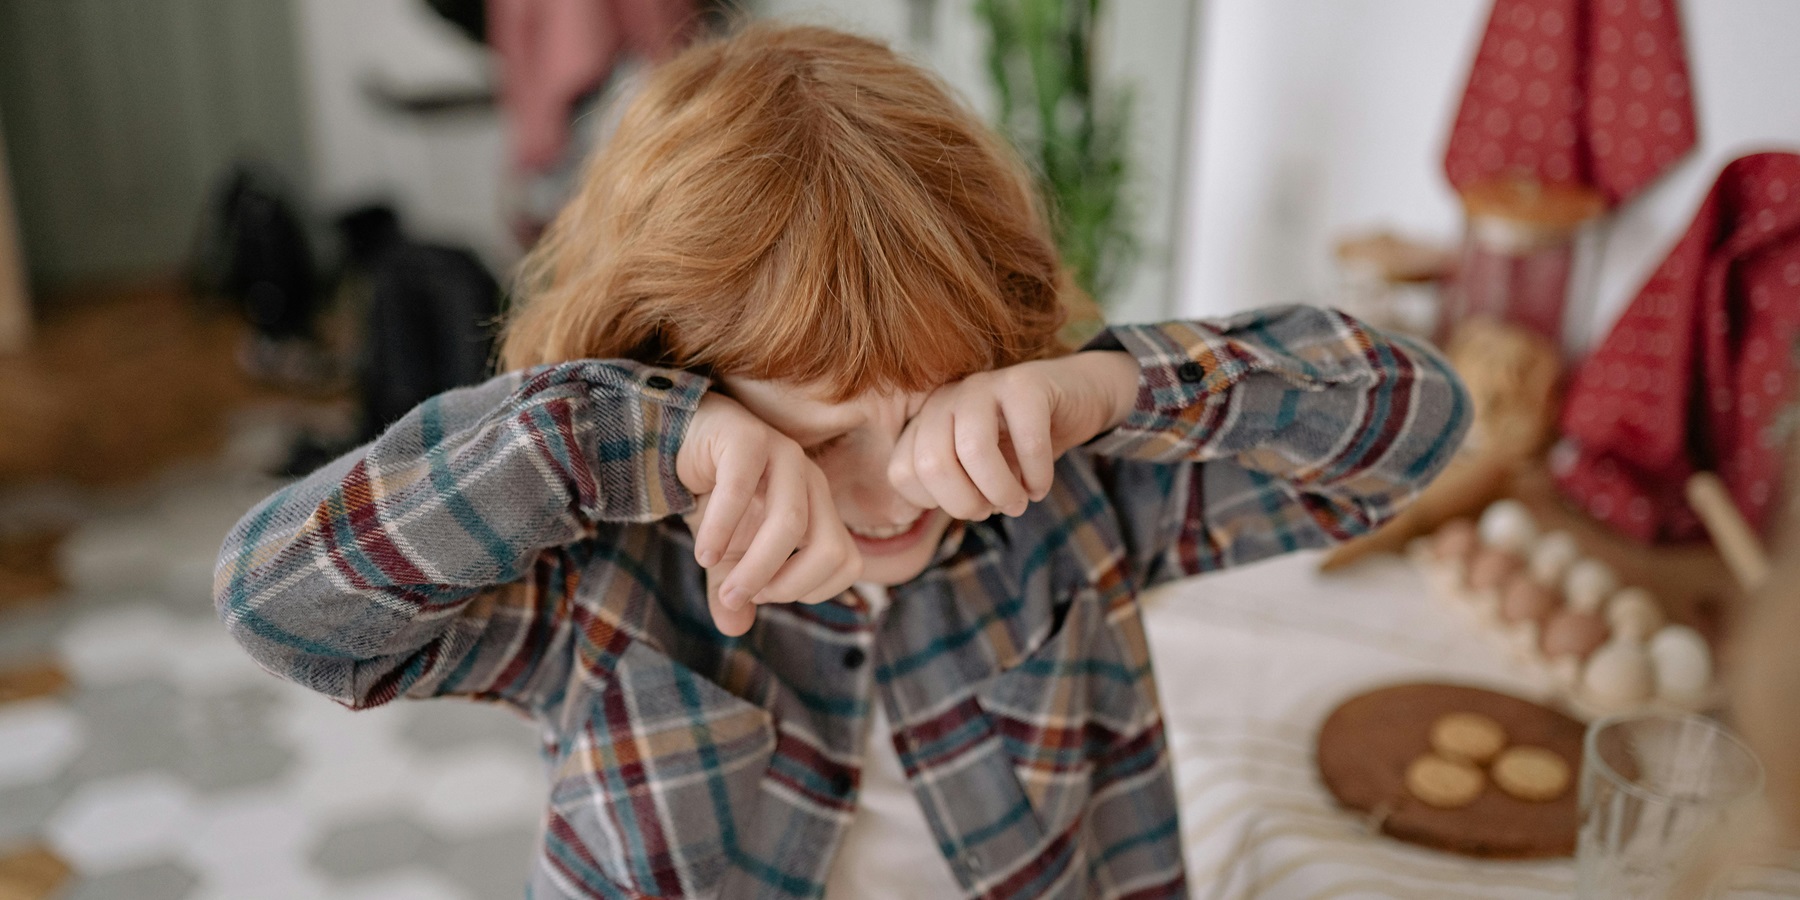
[1142,550,1800,900]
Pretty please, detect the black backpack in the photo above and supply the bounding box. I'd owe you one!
[338,205,502,442]
[196,164,321,342]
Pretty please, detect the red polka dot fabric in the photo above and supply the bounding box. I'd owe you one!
[1555,153,1800,542]
[1444,0,1697,206]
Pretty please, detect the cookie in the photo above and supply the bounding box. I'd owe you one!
[1405,753,1486,809]
[1429,711,1508,764]
[1491,745,1570,802]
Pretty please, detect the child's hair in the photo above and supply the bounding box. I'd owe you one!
[498,23,1085,400]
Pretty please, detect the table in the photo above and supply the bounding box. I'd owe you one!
[1141,550,1800,899]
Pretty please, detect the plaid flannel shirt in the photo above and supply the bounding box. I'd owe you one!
[216,305,1469,899]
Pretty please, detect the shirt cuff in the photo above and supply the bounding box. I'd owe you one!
[1078,310,1369,462]
[526,359,711,524]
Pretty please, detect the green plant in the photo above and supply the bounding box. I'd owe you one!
[974,0,1135,308]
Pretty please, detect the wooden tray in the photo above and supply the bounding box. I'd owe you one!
[1316,682,1586,858]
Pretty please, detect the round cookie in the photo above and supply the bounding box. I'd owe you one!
[1405,754,1486,809]
[1491,745,1571,802]
[1429,711,1508,764]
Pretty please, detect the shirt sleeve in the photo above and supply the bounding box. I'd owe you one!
[1081,305,1471,585]
[213,359,709,715]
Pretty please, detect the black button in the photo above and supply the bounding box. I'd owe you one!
[841,647,866,669]
[646,375,674,390]
[1176,361,1205,383]
[832,772,854,795]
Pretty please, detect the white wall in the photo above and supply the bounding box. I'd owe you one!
[1177,0,1800,351]
[292,0,514,270]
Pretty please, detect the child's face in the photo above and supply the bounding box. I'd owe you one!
[721,375,956,586]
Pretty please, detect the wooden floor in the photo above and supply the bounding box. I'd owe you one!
[0,280,292,487]
[0,279,347,614]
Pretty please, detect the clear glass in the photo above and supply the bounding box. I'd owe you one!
[1578,712,1765,899]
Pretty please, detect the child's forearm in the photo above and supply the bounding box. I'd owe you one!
[214,359,708,709]
[1086,305,1471,564]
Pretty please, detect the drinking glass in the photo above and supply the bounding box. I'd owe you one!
[1578,712,1765,899]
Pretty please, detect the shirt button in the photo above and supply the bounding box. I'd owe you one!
[832,772,854,795]
[965,852,984,874]
[646,375,674,390]
[1176,361,1205,383]
[841,647,866,669]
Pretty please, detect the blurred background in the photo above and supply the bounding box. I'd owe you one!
[0,1,1797,899]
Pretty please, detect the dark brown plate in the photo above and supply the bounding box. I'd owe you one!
[1315,682,1585,858]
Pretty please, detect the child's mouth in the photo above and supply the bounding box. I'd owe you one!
[849,511,933,555]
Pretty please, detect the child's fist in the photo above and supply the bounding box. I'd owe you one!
[677,393,863,636]
[888,352,1140,520]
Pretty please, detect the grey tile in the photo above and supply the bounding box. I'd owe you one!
[64,681,185,781]
[312,815,436,880]
[0,603,73,667]
[0,480,93,533]
[398,700,538,758]
[172,686,296,794]
[429,825,539,900]
[62,860,200,900]
[0,778,63,845]
[179,729,296,794]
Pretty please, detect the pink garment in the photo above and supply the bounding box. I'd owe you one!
[1444,0,1698,208]
[488,0,695,172]
[1555,153,1800,543]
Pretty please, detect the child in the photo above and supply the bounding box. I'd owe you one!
[216,23,1468,900]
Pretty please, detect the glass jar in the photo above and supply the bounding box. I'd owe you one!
[1442,178,1607,353]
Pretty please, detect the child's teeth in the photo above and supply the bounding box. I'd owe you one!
[852,520,912,539]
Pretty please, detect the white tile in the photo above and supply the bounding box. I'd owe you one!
[410,745,546,841]
[57,517,175,594]
[282,740,421,825]
[56,605,179,687]
[46,772,198,872]
[331,868,475,900]
[163,554,223,609]
[179,787,321,888]
[274,689,408,758]
[167,620,273,696]
[189,859,330,900]
[0,700,84,787]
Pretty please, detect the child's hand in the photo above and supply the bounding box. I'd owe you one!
[677,392,863,636]
[888,352,1141,520]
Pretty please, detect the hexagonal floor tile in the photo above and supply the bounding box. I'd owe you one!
[179,787,322,896]
[272,685,408,760]
[0,604,74,669]
[54,605,179,687]
[166,618,270,697]
[410,745,545,842]
[311,814,435,882]
[63,681,184,782]
[281,734,420,826]
[45,771,198,873]
[171,685,299,795]
[62,859,200,900]
[0,778,65,847]
[0,699,83,789]
[332,867,474,900]
[55,519,176,604]
[429,825,539,900]
[396,698,537,758]
[187,858,329,900]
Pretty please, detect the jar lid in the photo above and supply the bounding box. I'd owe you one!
[1334,231,1454,283]
[1460,177,1607,230]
